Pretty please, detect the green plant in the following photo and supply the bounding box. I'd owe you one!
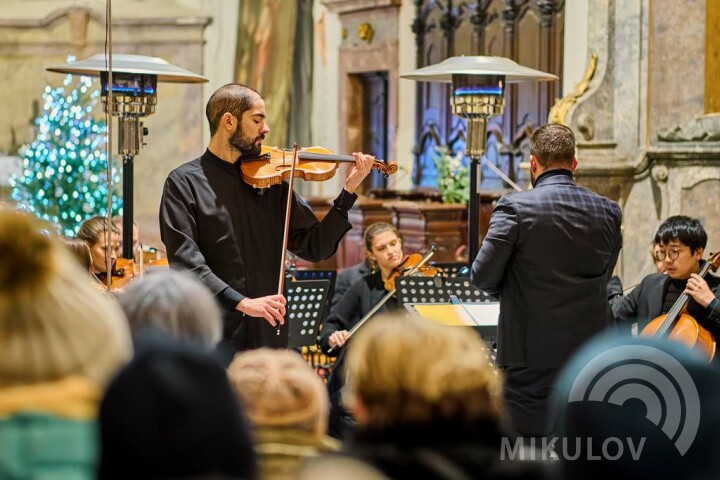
[433,146,469,204]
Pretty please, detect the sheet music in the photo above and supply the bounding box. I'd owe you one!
[457,303,500,326]
[407,302,499,327]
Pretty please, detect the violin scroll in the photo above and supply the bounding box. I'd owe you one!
[373,159,398,177]
[709,251,720,272]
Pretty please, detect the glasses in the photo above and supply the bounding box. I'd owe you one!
[654,247,688,262]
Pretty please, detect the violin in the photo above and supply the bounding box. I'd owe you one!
[384,252,441,291]
[100,257,169,292]
[640,251,720,361]
[240,145,398,189]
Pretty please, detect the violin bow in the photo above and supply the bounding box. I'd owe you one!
[276,144,300,335]
[481,158,523,192]
[328,244,437,353]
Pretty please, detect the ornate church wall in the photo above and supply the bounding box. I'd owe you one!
[567,0,720,287]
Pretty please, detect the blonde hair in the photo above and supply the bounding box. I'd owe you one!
[61,236,92,272]
[228,349,328,438]
[346,313,502,429]
[0,211,131,388]
[77,216,119,247]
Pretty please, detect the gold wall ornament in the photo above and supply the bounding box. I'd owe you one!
[342,27,348,39]
[357,22,374,43]
[548,53,598,125]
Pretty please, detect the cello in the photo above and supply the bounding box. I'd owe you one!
[640,251,720,361]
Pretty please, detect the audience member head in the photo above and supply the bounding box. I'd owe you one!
[652,215,707,280]
[529,123,578,186]
[111,215,140,259]
[99,336,256,479]
[228,348,329,439]
[363,222,403,279]
[553,334,720,479]
[0,210,131,388]
[117,269,222,349]
[77,216,120,274]
[345,313,501,430]
[61,236,92,272]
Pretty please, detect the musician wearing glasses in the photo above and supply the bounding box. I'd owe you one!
[612,216,720,341]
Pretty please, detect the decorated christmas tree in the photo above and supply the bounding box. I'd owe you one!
[10,70,121,235]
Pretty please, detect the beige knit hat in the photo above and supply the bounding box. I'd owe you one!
[0,211,132,388]
[228,348,328,437]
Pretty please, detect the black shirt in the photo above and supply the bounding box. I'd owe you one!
[159,149,357,350]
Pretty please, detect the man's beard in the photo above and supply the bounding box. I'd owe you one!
[229,127,263,158]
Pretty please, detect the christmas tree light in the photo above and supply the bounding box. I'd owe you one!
[10,72,122,235]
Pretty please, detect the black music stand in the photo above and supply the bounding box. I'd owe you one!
[431,261,470,278]
[286,279,330,349]
[289,269,337,317]
[396,276,497,363]
[394,276,494,306]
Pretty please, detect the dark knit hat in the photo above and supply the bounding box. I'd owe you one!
[98,335,256,479]
[552,334,720,479]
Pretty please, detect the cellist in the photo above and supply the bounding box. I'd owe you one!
[612,216,720,349]
[159,83,375,354]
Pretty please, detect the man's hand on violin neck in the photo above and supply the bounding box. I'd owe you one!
[237,294,287,327]
[344,152,375,194]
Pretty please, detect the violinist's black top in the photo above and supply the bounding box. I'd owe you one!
[159,149,357,350]
[318,270,398,356]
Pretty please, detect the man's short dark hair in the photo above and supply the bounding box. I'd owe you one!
[530,123,576,168]
[654,215,707,253]
[205,83,261,136]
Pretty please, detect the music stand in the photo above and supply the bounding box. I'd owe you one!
[394,276,494,306]
[289,269,337,316]
[397,276,498,364]
[431,261,470,278]
[285,279,330,349]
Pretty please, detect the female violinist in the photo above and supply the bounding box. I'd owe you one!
[76,216,123,288]
[611,216,720,359]
[318,222,406,438]
[319,223,405,354]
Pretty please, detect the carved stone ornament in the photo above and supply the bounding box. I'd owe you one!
[651,164,669,183]
[548,53,598,126]
[357,22,374,43]
[657,114,720,142]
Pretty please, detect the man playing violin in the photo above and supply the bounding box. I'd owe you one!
[160,83,375,353]
[318,222,405,438]
[612,216,720,343]
[471,124,623,439]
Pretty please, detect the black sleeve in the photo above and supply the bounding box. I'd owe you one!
[610,277,644,332]
[318,279,365,356]
[287,189,357,262]
[331,273,352,311]
[607,275,624,300]
[471,197,518,295]
[159,173,244,309]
